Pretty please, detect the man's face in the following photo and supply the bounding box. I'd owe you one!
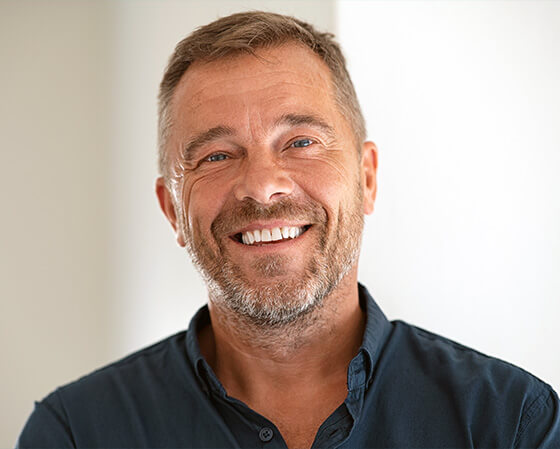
[157,43,377,326]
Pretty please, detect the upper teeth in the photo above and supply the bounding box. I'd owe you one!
[241,226,304,245]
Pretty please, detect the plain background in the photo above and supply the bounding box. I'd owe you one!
[1,0,558,445]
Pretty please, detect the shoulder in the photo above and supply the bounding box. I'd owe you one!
[18,330,208,447]
[376,320,560,447]
[57,330,190,399]
[390,320,551,392]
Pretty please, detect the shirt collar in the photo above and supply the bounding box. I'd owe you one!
[185,305,225,396]
[186,283,392,394]
[356,282,393,388]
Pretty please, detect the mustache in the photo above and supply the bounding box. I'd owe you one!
[211,197,327,238]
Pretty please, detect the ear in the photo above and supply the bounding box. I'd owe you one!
[360,141,378,215]
[156,177,186,247]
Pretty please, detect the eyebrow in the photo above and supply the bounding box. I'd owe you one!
[273,113,335,139]
[181,125,234,162]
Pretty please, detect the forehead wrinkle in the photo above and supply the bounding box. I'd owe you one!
[184,80,325,117]
[180,64,326,99]
[245,104,267,146]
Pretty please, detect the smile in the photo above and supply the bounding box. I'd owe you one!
[233,225,311,245]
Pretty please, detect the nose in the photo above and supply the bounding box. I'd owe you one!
[233,152,294,204]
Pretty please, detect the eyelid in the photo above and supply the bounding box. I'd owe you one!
[203,152,230,163]
[287,137,318,148]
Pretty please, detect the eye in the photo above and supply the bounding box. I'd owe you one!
[205,153,229,163]
[290,138,315,148]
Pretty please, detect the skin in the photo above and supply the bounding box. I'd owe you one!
[156,43,378,449]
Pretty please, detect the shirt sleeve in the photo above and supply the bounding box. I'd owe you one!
[514,387,560,449]
[16,392,75,449]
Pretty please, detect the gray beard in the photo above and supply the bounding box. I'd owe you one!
[186,224,361,330]
[206,252,345,328]
[180,189,363,329]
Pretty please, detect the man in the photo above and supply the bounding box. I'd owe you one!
[18,11,560,448]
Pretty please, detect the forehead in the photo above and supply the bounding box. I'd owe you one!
[169,43,339,135]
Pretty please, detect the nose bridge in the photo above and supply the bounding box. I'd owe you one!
[233,147,294,204]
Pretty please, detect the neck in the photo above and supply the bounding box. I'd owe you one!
[198,271,365,401]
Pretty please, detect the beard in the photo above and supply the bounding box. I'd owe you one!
[181,186,364,328]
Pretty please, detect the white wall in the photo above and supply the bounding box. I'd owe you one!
[338,1,560,389]
[0,1,115,445]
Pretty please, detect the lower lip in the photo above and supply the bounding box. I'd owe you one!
[229,227,311,252]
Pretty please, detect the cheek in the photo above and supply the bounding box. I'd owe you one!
[288,156,356,206]
[183,172,232,235]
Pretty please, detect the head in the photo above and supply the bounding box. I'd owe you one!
[157,11,366,180]
[156,12,377,328]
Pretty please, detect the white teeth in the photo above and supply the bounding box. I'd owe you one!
[240,226,306,245]
[247,232,255,244]
[271,227,282,241]
[261,229,272,242]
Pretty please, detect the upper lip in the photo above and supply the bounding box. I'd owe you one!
[230,221,311,236]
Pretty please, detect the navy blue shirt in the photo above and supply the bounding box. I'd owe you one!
[17,285,560,448]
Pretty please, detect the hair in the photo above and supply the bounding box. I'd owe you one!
[157,11,366,178]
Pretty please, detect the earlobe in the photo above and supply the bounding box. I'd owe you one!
[155,177,186,247]
[361,141,378,215]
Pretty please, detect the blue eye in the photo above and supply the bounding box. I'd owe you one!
[291,139,314,148]
[206,153,228,162]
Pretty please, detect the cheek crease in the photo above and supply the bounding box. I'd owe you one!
[292,156,351,183]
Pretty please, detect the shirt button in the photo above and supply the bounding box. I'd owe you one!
[259,427,274,442]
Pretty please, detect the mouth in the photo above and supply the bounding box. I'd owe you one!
[230,225,312,246]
